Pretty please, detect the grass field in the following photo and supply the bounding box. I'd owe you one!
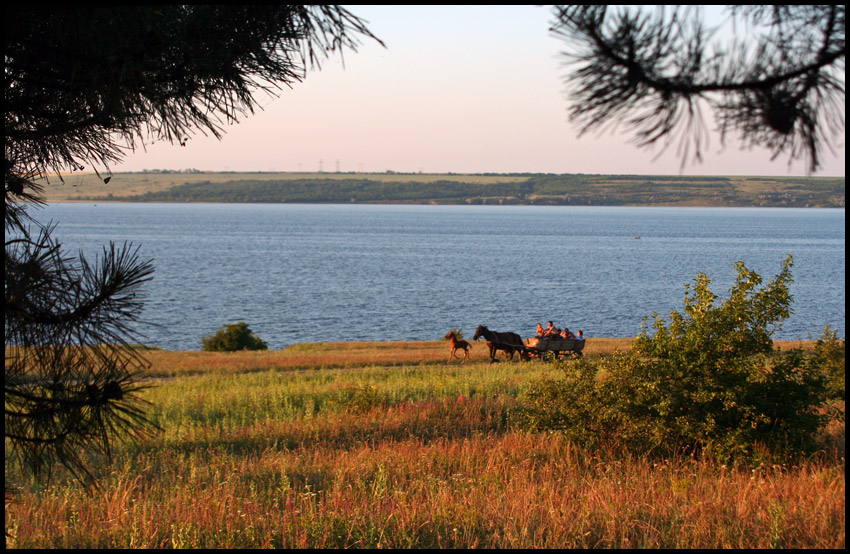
[4,339,845,548]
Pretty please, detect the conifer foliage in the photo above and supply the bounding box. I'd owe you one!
[551,5,845,173]
[5,6,379,481]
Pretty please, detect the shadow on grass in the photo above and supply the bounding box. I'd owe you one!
[138,395,517,459]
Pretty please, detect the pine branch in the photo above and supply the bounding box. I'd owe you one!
[552,5,845,173]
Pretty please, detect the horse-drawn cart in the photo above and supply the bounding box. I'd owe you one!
[522,336,585,360]
[473,324,585,362]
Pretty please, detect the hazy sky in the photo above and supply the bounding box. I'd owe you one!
[115,5,845,177]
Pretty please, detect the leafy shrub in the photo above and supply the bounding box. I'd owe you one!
[201,321,268,352]
[524,255,837,464]
[810,325,845,402]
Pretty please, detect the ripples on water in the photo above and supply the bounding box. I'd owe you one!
[38,203,845,350]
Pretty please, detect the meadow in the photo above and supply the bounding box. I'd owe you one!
[4,338,845,548]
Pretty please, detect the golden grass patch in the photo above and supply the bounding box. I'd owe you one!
[5,337,843,549]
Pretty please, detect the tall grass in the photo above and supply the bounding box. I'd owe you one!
[5,340,844,548]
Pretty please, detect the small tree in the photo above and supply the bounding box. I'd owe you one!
[525,255,836,464]
[202,322,268,352]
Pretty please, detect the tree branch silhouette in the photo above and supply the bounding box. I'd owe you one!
[551,5,845,173]
[5,5,381,484]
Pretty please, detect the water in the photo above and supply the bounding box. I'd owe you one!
[29,203,845,350]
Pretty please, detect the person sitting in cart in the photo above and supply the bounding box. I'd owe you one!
[576,330,585,341]
[535,323,545,338]
[542,321,560,337]
[560,327,577,340]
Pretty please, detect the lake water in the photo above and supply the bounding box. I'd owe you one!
[33,203,845,350]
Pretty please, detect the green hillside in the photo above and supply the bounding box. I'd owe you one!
[39,171,845,207]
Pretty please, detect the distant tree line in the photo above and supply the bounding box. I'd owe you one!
[115,175,845,207]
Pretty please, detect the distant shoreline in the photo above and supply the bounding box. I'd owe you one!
[36,171,845,208]
[42,199,845,209]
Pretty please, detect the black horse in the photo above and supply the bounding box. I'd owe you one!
[473,325,524,362]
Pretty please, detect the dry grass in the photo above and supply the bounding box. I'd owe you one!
[138,337,806,378]
[5,338,844,548]
[7,429,845,548]
[138,338,630,378]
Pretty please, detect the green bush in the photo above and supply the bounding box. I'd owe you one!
[201,321,268,352]
[811,325,845,402]
[444,328,464,340]
[524,255,838,464]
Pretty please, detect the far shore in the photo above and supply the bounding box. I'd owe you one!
[33,170,845,208]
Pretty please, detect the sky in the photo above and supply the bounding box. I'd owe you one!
[114,5,845,177]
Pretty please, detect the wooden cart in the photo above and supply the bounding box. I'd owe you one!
[522,336,585,360]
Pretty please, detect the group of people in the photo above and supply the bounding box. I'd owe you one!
[534,321,584,341]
